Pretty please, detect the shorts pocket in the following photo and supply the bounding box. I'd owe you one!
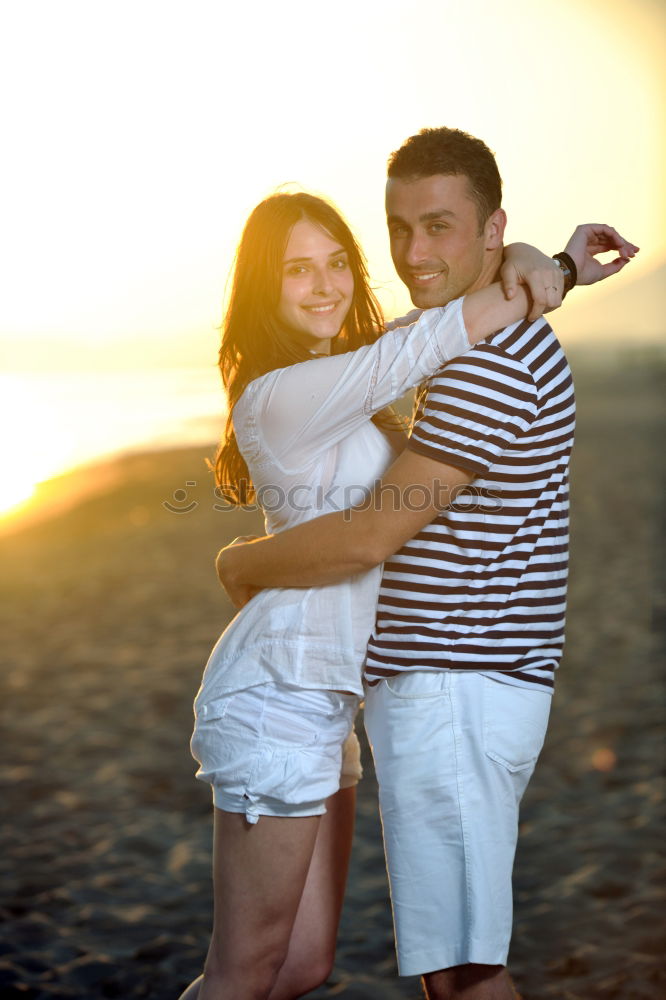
[384,671,449,700]
[482,677,551,773]
[194,691,238,723]
[190,690,256,784]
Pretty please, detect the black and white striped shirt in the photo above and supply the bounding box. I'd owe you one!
[364,317,575,692]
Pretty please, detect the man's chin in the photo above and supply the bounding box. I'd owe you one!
[408,284,450,309]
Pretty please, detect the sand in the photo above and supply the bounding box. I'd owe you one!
[1,353,664,999]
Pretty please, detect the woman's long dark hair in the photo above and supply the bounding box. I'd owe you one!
[213,192,392,505]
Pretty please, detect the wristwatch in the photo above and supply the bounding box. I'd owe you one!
[552,252,577,296]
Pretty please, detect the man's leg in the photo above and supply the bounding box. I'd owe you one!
[364,670,551,997]
[423,964,518,999]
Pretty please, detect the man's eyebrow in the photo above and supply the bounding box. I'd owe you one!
[420,209,456,221]
[283,248,347,264]
[387,209,457,225]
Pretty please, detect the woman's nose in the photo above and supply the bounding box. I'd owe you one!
[312,266,335,295]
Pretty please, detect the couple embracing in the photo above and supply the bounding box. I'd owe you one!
[179,126,637,1000]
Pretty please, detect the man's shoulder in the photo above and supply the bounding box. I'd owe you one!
[446,316,568,375]
[426,320,543,384]
[417,317,574,414]
[486,314,559,351]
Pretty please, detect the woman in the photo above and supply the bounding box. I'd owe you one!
[180,191,573,1000]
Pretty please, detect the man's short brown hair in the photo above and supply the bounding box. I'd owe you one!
[387,127,503,232]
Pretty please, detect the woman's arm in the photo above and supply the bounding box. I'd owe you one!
[462,282,533,342]
[501,243,563,319]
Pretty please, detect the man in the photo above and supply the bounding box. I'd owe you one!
[216,128,636,999]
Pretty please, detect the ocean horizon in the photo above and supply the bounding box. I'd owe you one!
[2,343,663,526]
[1,367,226,488]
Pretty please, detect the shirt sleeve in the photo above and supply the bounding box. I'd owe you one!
[244,297,470,471]
[408,344,538,475]
[383,307,424,331]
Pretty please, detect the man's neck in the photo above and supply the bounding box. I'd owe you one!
[465,245,504,295]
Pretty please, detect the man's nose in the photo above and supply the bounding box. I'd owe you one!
[405,232,429,267]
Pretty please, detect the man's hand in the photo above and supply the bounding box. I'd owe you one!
[215,535,262,610]
[500,243,564,321]
[563,224,639,286]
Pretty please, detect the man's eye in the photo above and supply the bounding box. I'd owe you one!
[428,223,447,234]
[390,227,408,238]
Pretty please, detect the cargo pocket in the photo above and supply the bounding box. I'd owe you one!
[190,691,242,775]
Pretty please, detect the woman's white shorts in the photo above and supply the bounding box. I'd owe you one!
[191,683,362,824]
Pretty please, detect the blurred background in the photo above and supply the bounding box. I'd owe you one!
[1,1,663,997]
[0,0,664,519]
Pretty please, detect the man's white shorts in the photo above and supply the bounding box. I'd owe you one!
[364,670,552,977]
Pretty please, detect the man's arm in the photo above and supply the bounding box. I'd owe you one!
[217,448,471,607]
[500,223,639,317]
[563,223,639,283]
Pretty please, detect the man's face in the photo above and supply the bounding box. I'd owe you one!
[386,173,499,308]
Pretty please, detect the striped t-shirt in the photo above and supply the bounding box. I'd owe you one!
[364,316,576,692]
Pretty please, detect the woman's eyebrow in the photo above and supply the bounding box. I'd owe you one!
[283,248,347,265]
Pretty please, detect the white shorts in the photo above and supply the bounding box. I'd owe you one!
[364,670,551,976]
[191,683,362,824]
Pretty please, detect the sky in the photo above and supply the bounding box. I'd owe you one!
[1,0,665,372]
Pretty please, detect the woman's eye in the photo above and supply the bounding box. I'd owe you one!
[331,258,347,270]
[287,265,307,275]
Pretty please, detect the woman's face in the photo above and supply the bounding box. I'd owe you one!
[276,219,354,354]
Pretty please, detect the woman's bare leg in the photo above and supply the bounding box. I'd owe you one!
[199,807,321,1000]
[177,974,203,1000]
[177,787,356,1000]
[268,786,356,999]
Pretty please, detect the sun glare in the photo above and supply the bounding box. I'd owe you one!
[0,475,36,518]
[0,376,74,519]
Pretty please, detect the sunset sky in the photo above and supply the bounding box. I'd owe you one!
[2,0,664,372]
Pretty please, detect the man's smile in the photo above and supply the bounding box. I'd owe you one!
[409,270,446,284]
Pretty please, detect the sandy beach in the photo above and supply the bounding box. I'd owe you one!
[1,353,664,999]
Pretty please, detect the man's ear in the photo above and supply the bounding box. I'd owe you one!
[484,208,507,250]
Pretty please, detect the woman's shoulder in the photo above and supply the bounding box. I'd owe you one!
[232,365,300,458]
[233,365,288,422]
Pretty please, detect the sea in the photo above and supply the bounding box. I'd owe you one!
[1,367,226,487]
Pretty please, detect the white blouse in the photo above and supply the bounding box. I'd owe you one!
[195,297,469,702]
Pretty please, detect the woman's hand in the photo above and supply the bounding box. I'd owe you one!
[500,244,564,320]
[215,536,262,610]
[563,224,639,286]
